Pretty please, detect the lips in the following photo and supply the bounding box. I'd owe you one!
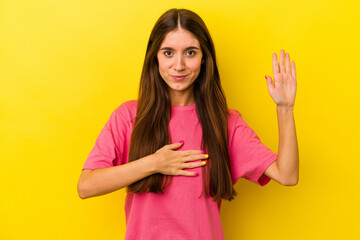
[171,74,188,81]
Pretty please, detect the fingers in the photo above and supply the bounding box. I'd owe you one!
[177,170,199,177]
[279,49,285,73]
[167,151,208,177]
[272,50,295,76]
[179,149,204,156]
[182,159,207,169]
[164,141,184,150]
[265,76,274,92]
[286,52,291,74]
[291,61,296,79]
[272,52,279,76]
[183,153,209,162]
[163,143,205,156]
[172,159,206,176]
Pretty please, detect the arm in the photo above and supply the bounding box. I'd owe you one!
[77,154,156,199]
[77,141,206,199]
[263,49,299,186]
[264,106,299,186]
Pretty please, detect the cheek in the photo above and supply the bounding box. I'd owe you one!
[158,57,171,69]
[188,60,202,72]
[157,60,170,79]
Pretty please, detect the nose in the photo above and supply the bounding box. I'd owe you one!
[174,55,186,71]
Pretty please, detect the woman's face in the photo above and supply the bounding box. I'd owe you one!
[157,28,203,96]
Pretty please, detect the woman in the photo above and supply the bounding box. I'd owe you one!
[77,8,299,239]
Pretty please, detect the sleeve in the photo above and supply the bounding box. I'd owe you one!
[82,104,130,170]
[229,112,278,186]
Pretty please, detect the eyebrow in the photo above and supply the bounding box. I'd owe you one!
[160,46,200,51]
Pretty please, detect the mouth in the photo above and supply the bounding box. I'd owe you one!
[171,74,189,81]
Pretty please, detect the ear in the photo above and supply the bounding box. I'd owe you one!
[201,58,205,64]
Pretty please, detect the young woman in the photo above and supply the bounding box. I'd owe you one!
[77,8,299,239]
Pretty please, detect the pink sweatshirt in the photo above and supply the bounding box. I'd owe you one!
[82,100,278,239]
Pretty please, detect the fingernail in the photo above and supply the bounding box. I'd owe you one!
[194,172,199,176]
[201,161,206,165]
[179,140,184,143]
[265,76,267,80]
[201,150,205,154]
[204,154,209,158]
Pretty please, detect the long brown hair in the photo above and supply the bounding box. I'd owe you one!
[127,8,237,201]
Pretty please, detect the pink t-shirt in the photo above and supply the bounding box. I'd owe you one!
[82,100,278,240]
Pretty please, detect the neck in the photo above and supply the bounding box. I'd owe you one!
[169,88,195,106]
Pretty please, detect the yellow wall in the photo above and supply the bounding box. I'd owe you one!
[1,0,359,239]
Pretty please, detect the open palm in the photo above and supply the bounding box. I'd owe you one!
[265,49,297,108]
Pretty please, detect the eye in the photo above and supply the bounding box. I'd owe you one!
[164,51,172,56]
[187,50,196,56]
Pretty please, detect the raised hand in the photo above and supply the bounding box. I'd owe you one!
[265,49,297,109]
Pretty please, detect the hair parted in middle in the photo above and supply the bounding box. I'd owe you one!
[127,8,238,202]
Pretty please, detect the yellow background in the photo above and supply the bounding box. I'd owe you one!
[1,0,359,239]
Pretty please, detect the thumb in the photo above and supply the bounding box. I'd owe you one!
[166,140,184,150]
[265,76,274,93]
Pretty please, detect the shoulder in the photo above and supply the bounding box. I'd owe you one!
[227,108,242,125]
[113,99,137,118]
[227,107,251,132]
[105,100,137,129]
[114,99,137,112]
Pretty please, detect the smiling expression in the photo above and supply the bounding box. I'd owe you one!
[157,28,203,97]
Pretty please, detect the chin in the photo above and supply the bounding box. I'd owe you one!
[169,82,193,92]
[169,86,190,92]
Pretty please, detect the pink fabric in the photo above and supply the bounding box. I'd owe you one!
[83,100,278,240]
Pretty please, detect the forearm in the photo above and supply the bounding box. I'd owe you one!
[276,105,299,185]
[78,154,157,199]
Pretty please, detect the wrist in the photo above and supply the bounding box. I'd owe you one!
[145,153,158,175]
[277,105,294,113]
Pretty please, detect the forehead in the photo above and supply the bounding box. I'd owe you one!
[160,29,200,49]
